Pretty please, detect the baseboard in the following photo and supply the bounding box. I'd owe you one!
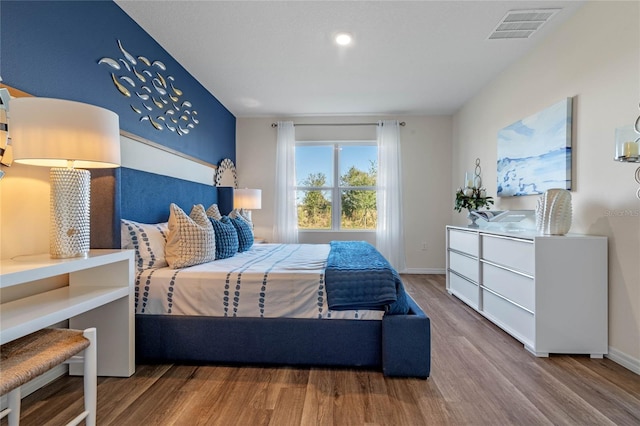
[0,365,67,410]
[403,268,445,275]
[606,346,640,375]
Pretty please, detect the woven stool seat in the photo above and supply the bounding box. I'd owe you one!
[0,327,96,425]
[1,328,90,396]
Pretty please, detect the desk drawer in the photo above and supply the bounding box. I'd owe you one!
[482,263,534,312]
[449,272,479,308]
[482,289,534,345]
[449,251,478,283]
[481,235,534,275]
[449,229,478,257]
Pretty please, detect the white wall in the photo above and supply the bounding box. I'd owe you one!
[452,1,640,372]
[236,115,452,273]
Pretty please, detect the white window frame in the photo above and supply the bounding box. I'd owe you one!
[295,140,377,232]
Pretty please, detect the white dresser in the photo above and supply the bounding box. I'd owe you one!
[446,225,608,357]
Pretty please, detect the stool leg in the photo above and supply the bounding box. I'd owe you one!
[7,387,21,426]
[82,328,97,426]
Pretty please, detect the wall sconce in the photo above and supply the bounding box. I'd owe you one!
[10,97,120,258]
[615,103,640,199]
[614,125,639,162]
[233,188,262,222]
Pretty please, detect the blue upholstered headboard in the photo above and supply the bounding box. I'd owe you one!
[91,167,233,249]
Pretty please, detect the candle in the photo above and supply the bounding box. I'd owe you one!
[623,141,639,158]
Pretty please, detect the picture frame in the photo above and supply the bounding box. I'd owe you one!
[497,98,572,196]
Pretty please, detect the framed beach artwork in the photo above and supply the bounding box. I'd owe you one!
[497,98,572,196]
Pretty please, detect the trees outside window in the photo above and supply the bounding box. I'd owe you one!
[295,142,377,231]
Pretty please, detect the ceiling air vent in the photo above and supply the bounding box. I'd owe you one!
[488,9,561,40]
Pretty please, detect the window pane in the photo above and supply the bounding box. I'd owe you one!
[297,190,332,229]
[340,189,377,230]
[295,145,333,187]
[339,145,377,187]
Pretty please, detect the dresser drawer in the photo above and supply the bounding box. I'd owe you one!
[449,229,478,257]
[449,251,478,283]
[481,235,534,275]
[482,289,534,345]
[482,263,534,312]
[449,272,479,309]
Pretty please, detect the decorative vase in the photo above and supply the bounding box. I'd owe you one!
[535,189,572,235]
[467,210,479,228]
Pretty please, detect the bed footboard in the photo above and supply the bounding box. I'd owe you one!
[382,295,431,378]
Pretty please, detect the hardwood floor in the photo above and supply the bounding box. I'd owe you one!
[12,275,640,425]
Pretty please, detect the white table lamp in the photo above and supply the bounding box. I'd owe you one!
[10,97,120,258]
[233,188,261,222]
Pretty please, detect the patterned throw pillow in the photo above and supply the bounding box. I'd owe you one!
[121,219,169,271]
[230,216,254,252]
[206,203,222,221]
[209,216,239,259]
[229,208,252,224]
[165,203,216,269]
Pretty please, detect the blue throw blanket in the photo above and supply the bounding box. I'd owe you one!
[325,241,409,315]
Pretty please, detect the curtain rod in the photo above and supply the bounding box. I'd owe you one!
[270,121,405,128]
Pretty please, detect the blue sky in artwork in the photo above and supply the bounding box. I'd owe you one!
[497,98,572,196]
[498,98,572,159]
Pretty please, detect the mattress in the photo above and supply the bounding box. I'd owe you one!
[135,243,384,320]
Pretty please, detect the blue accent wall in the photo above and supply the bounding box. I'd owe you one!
[0,0,235,165]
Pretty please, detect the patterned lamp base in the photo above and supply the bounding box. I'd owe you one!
[49,168,91,258]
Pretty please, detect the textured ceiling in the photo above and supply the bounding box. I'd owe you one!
[115,0,584,117]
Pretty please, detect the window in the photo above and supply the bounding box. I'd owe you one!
[295,141,377,230]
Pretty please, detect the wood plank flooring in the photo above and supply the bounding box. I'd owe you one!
[10,275,640,425]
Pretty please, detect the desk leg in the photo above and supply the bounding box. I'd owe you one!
[69,297,134,377]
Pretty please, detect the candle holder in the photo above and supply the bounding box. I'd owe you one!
[614,125,639,162]
[455,158,494,227]
[615,103,640,199]
[614,101,640,162]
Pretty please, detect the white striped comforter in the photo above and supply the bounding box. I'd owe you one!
[135,243,384,320]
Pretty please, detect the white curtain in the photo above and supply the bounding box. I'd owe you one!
[376,120,406,272]
[274,121,299,243]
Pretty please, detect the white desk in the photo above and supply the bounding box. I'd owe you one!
[1,250,135,377]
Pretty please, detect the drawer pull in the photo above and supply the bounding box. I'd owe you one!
[481,285,534,315]
[481,233,533,244]
[448,248,478,260]
[448,269,478,284]
[480,259,533,279]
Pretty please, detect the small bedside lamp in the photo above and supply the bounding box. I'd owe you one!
[233,188,262,222]
[10,97,120,258]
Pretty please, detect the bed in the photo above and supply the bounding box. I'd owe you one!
[92,167,431,378]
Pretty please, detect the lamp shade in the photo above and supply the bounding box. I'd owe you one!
[234,188,262,209]
[10,97,120,168]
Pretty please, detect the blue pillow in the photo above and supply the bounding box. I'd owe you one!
[209,216,239,259]
[230,217,254,252]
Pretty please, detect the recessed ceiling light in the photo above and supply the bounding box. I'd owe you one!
[335,32,353,46]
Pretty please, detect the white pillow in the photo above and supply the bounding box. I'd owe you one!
[205,203,222,220]
[121,219,169,270]
[165,203,216,269]
[229,208,252,224]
